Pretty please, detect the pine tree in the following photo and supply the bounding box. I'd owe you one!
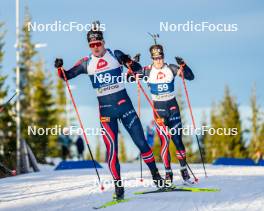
[55,78,67,127]
[19,8,37,142]
[17,8,61,161]
[30,60,56,163]
[0,22,4,70]
[0,22,16,169]
[257,123,264,160]
[204,103,222,162]
[248,85,262,161]
[221,87,246,158]
[204,87,246,162]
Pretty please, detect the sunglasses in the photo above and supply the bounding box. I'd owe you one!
[89,42,103,48]
[152,56,164,61]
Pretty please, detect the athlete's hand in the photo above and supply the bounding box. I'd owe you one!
[55,58,64,68]
[55,58,65,79]
[133,53,141,62]
[177,67,184,77]
[175,56,185,65]
[120,54,131,65]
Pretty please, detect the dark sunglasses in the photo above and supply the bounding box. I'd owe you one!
[89,42,103,48]
[152,56,164,61]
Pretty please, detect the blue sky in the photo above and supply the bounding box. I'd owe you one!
[0,0,263,157]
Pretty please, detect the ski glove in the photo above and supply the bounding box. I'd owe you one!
[120,54,131,65]
[175,57,185,65]
[133,54,141,63]
[55,58,64,68]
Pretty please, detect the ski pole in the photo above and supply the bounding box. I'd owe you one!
[60,68,104,190]
[133,54,144,182]
[5,92,17,104]
[0,92,17,112]
[178,63,207,178]
[137,76,143,182]
[128,65,198,182]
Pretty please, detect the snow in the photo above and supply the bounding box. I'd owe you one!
[0,163,264,211]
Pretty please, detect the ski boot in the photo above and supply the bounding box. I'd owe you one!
[165,169,173,184]
[151,169,169,189]
[180,167,196,186]
[113,180,124,201]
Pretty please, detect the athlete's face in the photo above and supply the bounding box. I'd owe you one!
[153,57,164,69]
[89,40,105,57]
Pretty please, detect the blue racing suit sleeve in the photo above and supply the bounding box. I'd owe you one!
[125,65,151,82]
[58,57,88,80]
[114,50,128,65]
[183,64,194,80]
[114,50,142,72]
[114,50,143,82]
[169,64,194,80]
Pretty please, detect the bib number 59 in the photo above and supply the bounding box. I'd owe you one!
[157,84,168,92]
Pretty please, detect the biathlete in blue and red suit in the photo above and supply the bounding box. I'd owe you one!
[129,43,196,185]
[54,22,166,200]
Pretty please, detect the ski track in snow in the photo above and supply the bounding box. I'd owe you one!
[0,164,264,211]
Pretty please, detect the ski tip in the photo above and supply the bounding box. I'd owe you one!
[134,192,143,195]
[93,198,131,209]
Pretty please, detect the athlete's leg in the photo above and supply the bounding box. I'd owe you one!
[154,117,171,172]
[100,116,121,181]
[167,105,187,167]
[167,104,193,181]
[120,108,159,172]
[152,101,174,181]
[120,108,167,187]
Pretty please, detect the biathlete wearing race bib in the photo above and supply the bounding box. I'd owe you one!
[58,49,157,180]
[138,63,194,171]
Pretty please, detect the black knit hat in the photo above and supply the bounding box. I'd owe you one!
[87,21,104,43]
[149,44,164,59]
